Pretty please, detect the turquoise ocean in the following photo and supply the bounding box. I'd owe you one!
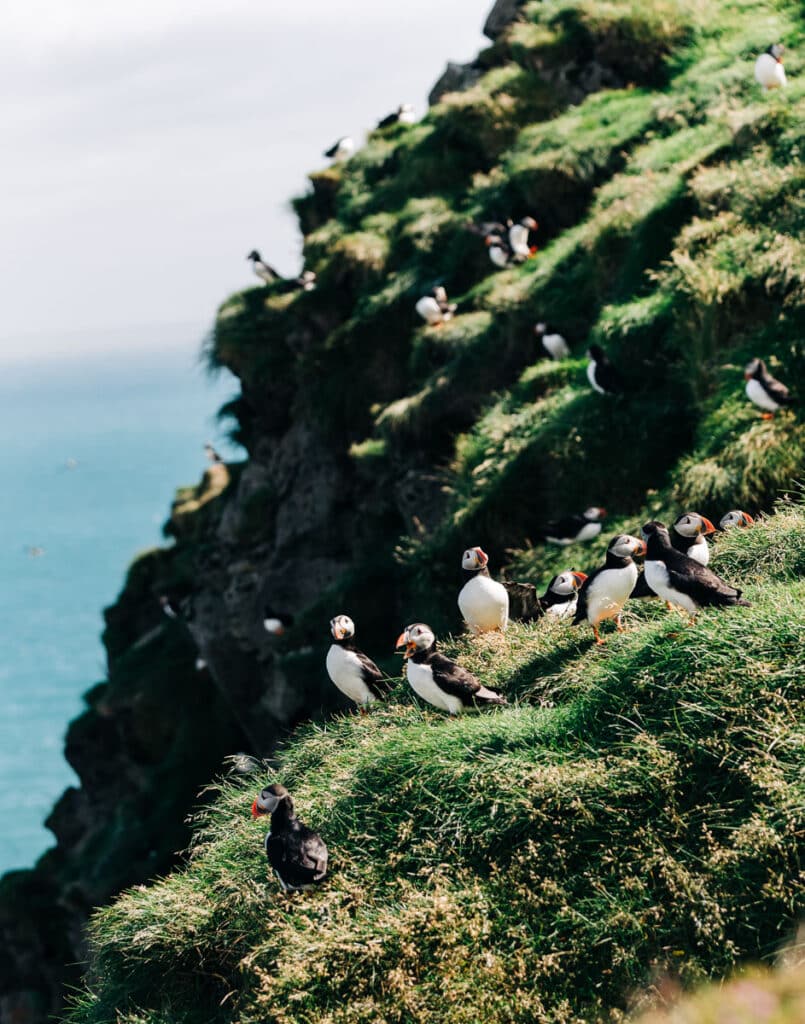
[0,331,238,874]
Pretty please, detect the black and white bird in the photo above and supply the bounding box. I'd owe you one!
[326,614,386,710]
[543,507,606,545]
[535,322,570,360]
[755,44,786,90]
[247,250,280,285]
[508,216,538,261]
[323,136,355,162]
[252,785,328,893]
[396,623,506,715]
[485,233,513,268]
[642,521,750,620]
[670,512,716,567]
[415,286,457,326]
[504,570,588,622]
[457,547,509,634]
[467,218,508,239]
[719,510,755,531]
[572,534,646,644]
[263,607,295,636]
[744,357,794,418]
[376,103,416,129]
[586,345,624,394]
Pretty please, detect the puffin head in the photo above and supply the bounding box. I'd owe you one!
[768,43,785,62]
[719,510,755,530]
[609,534,647,558]
[587,344,605,362]
[744,357,764,381]
[641,520,669,543]
[432,285,448,302]
[584,506,606,521]
[395,622,435,659]
[251,783,292,819]
[548,570,588,596]
[520,216,539,230]
[534,322,547,336]
[247,250,260,262]
[673,512,715,538]
[399,103,414,115]
[461,546,489,571]
[330,614,356,641]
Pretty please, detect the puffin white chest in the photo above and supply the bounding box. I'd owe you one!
[645,560,697,615]
[587,361,605,394]
[746,378,779,412]
[755,54,786,89]
[416,297,442,325]
[585,563,637,623]
[575,521,602,543]
[546,597,577,620]
[406,660,464,715]
[542,333,570,360]
[686,538,709,567]
[325,644,377,705]
[458,574,509,633]
[509,224,529,257]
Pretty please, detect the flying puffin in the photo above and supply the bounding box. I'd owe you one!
[395,623,506,715]
[326,614,387,710]
[485,234,513,268]
[642,521,750,620]
[504,570,588,622]
[755,44,786,90]
[535,322,570,360]
[572,534,646,644]
[457,547,509,634]
[416,286,456,326]
[586,345,624,394]
[263,607,295,636]
[376,103,416,128]
[246,250,280,285]
[508,217,538,261]
[543,507,606,545]
[252,784,328,892]
[324,136,355,162]
[670,512,716,567]
[719,510,755,530]
[744,357,794,418]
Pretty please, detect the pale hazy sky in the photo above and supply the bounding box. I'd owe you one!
[0,0,492,355]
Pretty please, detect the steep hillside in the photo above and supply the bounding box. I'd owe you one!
[2,0,804,1021]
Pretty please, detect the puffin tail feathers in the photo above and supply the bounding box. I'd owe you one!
[475,686,507,706]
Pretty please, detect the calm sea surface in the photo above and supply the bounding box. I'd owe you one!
[0,333,238,874]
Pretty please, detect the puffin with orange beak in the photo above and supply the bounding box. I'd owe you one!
[395,623,507,715]
[572,535,646,644]
[508,216,539,261]
[251,784,328,893]
[670,512,716,567]
[719,510,755,531]
[457,546,509,634]
[504,570,588,622]
[325,614,387,710]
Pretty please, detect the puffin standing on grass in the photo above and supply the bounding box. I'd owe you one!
[670,512,716,567]
[263,607,295,636]
[505,570,588,622]
[508,217,539,261]
[744,358,795,418]
[252,785,328,893]
[485,234,513,268]
[719,510,755,530]
[457,547,509,634]
[587,345,624,394]
[376,104,416,128]
[324,136,355,162]
[755,44,787,91]
[543,507,606,545]
[642,521,750,620]
[572,534,646,644]
[247,250,280,285]
[326,615,386,710]
[535,322,570,360]
[416,286,457,326]
[396,623,506,715]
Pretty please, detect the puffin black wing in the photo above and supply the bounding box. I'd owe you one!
[542,513,585,540]
[266,821,328,890]
[504,581,546,622]
[762,373,794,406]
[597,360,624,394]
[572,567,604,624]
[663,554,750,608]
[427,652,505,706]
[630,571,656,599]
[376,111,398,129]
[323,140,340,158]
[352,646,388,700]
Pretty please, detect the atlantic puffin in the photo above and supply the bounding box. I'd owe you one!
[670,512,716,567]
[263,607,295,636]
[543,507,606,545]
[719,510,755,530]
[252,785,328,892]
[416,286,456,326]
[485,234,512,268]
[586,345,624,394]
[572,534,646,644]
[326,614,386,709]
[508,217,538,261]
[504,570,587,622]
[744,357,794,418]
[755,44,786,91]
[323,136,355,162]
[642,521,750,619]
[376,104,416,128]
[246,250,280,285]
[395,623,506,715]
[457,547,509,634]
[535,322,570,360]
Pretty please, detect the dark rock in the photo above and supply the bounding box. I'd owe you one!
[483,0,526,39]
[428,61,483,106]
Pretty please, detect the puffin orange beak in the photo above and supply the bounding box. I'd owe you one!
[635,540,647,556]
[700,517,716,536]
[475,546,489,566]
[744,370,752,380]
[251,799,262,820]
[395,632,408,653]
[571,571,588,587]
[743,513,755,525]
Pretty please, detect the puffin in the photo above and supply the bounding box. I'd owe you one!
[485,234,512,268]
[543,507,606,545]
[535,322,570,360]
[755,44,786,91]
[586,345,624,394]
[572,534,646,644]
[263,607,295,636]
[324,136,355,161]
[504,570,588,622]
[670,511,716,567]
[457,547,509,634]
[467,218,507,238]
[642,521,750,619]
[376,104,416,128]
[719,510,755,530]
[395,623,506,715]
[252,784,328,892]
[416,286,456,326]
[744,357,794,418]
[246,250,280,285]
[326,614,387,710]
[508,217,538,261]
